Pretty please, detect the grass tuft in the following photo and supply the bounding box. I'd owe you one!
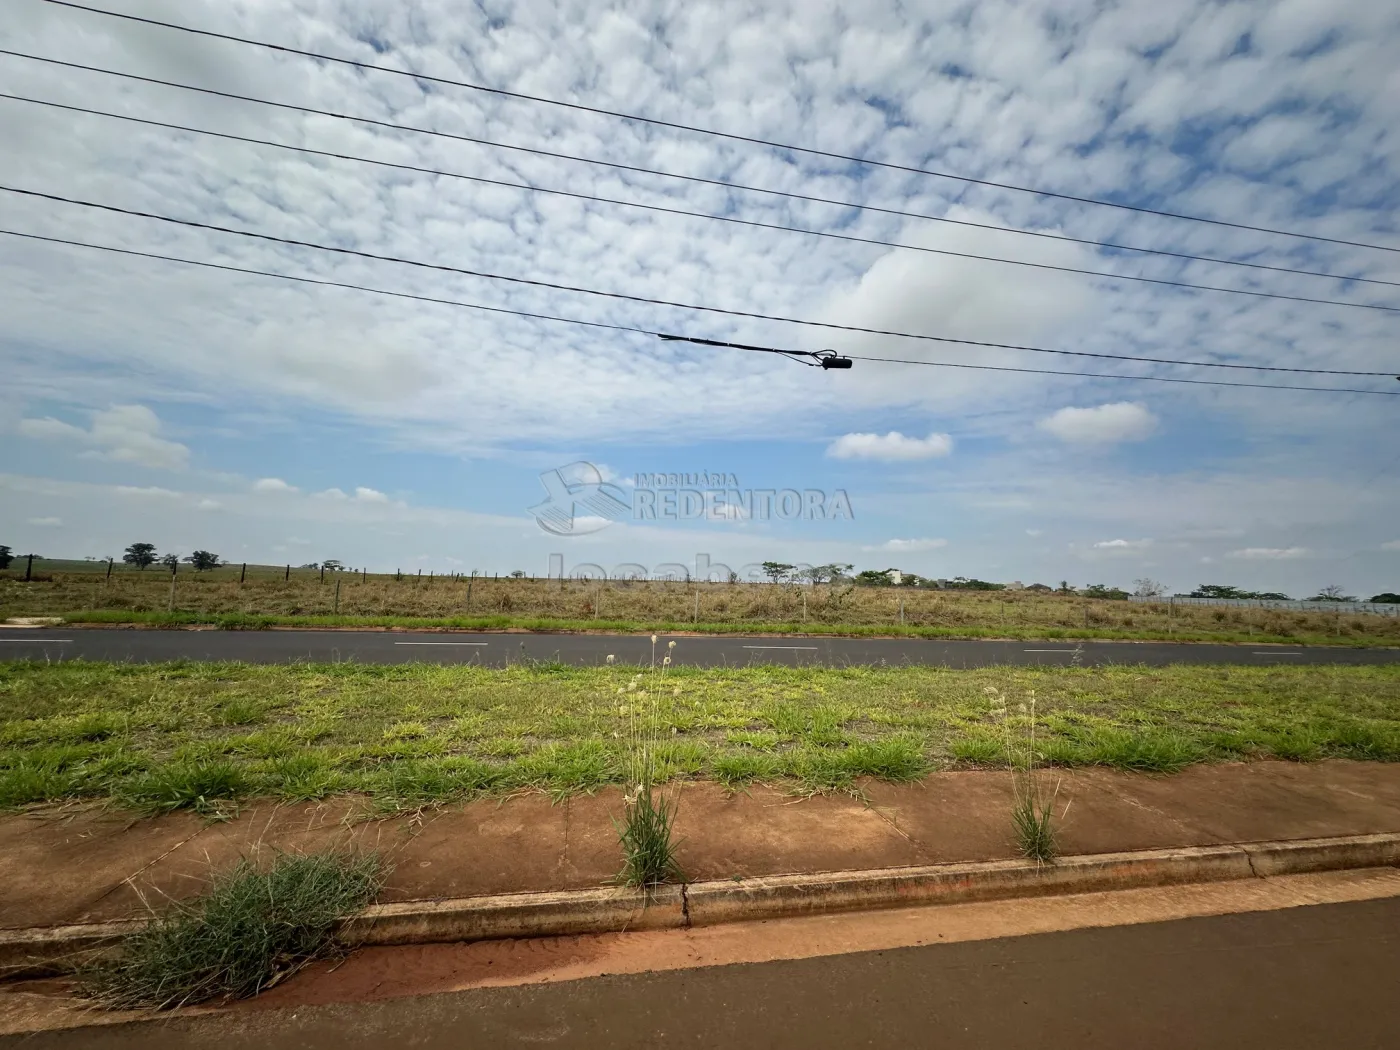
[116,760,245,816]
[615,787,684,888]
[82,851,383,1009]
[1012,789,1057,863]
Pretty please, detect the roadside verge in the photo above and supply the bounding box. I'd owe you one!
[6,832,1396,978]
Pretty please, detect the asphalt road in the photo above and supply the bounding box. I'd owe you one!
[13,896,1400,1049]
[0,627,1397,667]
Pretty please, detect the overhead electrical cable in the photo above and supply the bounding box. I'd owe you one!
[0,61,1392,293]
[3,90,1399,310]
[40,0,1400,255]
[4,226,1397,396]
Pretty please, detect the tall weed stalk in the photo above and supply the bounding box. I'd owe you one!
[988,686,1064,864]
[614,638,683,888]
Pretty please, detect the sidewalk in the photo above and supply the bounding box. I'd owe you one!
[4,759,1400,931]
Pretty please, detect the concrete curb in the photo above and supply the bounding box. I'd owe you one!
[4,833,1397,977]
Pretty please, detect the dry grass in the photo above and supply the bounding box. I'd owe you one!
[3,568,1398,646]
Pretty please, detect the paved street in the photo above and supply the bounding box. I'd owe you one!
[0,627,1396,667]
[9,895,1399,1049]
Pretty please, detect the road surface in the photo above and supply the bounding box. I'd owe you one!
[0,627,1396,667]
[0,630,1394,669]
[8,894,1398,1048]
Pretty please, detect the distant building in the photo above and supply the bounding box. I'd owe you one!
[887,569,903,586]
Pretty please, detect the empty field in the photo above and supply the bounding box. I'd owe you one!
[2,568,1398,646]
[1,659,1397,812]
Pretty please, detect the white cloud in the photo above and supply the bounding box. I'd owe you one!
[1228,547,1310,560]
[1038,403,1158,445]
[313,488,349,500]
[27,516,62,526]
[863,538,949,552]
[1093,538,1153,549]
[354,487,389,503]
[1382,540,1400,551]
[114,486,180,499]
[827,431,954,461]
[18,417,85,442]
[253,478,297,493]
[197,499,222,510]
[18,405,189,470]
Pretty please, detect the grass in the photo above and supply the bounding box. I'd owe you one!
[0,660,1398,811]
[614,651,685,888]
[989,687,1060,863]
[5,569,1400,646]
[82,850,383,1009]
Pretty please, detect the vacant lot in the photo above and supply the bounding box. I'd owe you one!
[2,660,1397,812]
[3,569,1398,645]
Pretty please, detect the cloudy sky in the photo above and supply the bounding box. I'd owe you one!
[1,0,1398,595]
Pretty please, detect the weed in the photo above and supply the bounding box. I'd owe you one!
[713,751,777,788]
[82,851,383,1009]
[950,734,1005,765]
[989,687,1062,864]
[0,759,76,808]
[615,647,685,887]
[117,760,245,816]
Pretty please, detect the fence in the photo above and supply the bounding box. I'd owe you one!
[1129,595,1400,617]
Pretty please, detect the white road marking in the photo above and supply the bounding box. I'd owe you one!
[1254,652,1303,656]
[394,641,489,646]
[0,638,72,643]
[1023,649,1079,653]
[742,645,820,650]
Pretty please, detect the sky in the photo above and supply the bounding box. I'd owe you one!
[1,0,1398,597]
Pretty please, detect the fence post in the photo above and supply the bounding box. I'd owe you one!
[1084,603,1089,629]
[899,595,904,625]
[167,570,176,612]
[802,590,807,622]
[694,588,700,623]
[320,564,325,584]
[24,553,33,581]
[239,562,247,584]
[285,564,290,581]
[106,557,114,581]
[334,578,341,615]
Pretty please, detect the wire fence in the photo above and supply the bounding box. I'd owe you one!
[1130,595,1400,617]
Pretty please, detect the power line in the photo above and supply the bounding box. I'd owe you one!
[41,0,1400,256]
[6,91,1400,313]
[0,56,1392,293]
[657,334,1400,396]
[5,224,1398,394]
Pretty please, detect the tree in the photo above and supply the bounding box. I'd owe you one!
[161,553,180,572]
[508,570,526,579]
[1057,580,1073,593]
[1191,584,1247,599]
[0,545,12,571]
[1132,578,1165,598]
[1308,584,1357,602]
[761,561,795,583]
[948,576,1005,591]
[1082,583,1129,600]
[801,563,853,585]
[1370,592,1400,604]
[854,569,893,587]
[184,551,220,572]
[123,542,158,570]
